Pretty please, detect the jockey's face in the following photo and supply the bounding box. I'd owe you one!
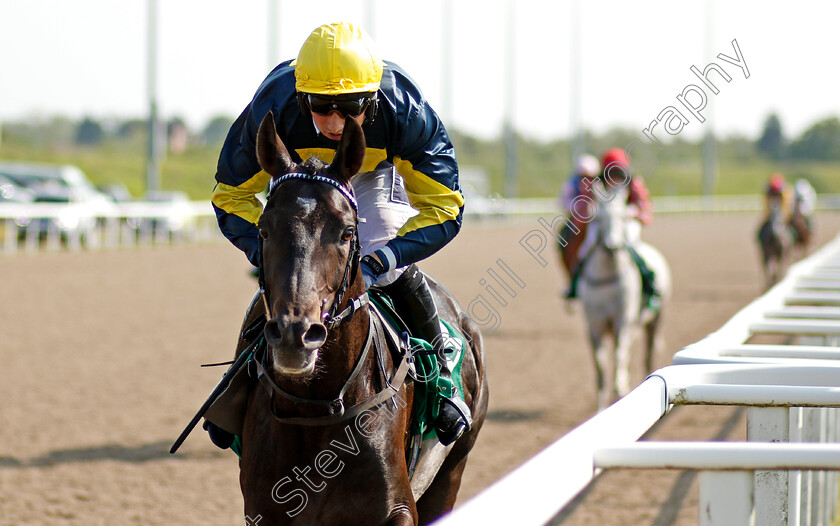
[312,110,366,141]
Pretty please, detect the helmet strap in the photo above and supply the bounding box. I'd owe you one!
[363,94,378,125]
[297,92,311,120]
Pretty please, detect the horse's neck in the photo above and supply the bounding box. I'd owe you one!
[793,200,807,218]
[584,242,634,288]
[768,208,785,228]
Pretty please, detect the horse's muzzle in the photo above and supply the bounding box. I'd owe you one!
[264,315,327,375]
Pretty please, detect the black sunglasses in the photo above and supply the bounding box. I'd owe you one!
[306,94,373,118]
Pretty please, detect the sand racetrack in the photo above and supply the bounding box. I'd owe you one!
[1,210,838,525]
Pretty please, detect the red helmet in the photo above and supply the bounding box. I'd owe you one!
[767,173,785,196]
[600,148,630,186]
[601,148,629,171]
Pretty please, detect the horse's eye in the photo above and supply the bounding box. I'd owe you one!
[341,226,355,242]
[259,229,269,240]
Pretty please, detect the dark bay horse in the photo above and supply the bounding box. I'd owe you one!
[789,205,813,261]
[757,203,792,289]
[238,111,488,525]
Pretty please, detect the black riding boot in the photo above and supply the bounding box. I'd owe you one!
[627,246,660,310]
[204,419,235,449]
[564,262,582,300]
[381,264,472,446]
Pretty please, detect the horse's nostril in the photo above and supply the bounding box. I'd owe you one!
[264,319,283,345]
[304,323,327,349]
[265,317,325,350]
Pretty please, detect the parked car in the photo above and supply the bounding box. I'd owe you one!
[0,161,115,242]
[98,183,133,203]
[0,174,36,237]
[0,173,35,204]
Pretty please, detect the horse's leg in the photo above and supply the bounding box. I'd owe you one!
[613,325,635,400]
[415,455,468,525]
[643,313,661,374]
[764,258,775,290]
[588,328,609,410]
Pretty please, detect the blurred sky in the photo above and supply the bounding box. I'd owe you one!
[1,0,837,142]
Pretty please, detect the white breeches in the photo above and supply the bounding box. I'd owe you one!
[352,164,418,286]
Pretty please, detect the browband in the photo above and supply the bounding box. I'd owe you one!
[269,172,358,212]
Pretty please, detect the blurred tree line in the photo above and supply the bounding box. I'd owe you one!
[0,112,838,199]
[450,112,840,197]
[0,114,236,198]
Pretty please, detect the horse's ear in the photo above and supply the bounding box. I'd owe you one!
[330,116,366,184]
[256,110,294,177]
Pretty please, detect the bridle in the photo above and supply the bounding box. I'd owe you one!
[258,172,369,330]
[254,171,410,426]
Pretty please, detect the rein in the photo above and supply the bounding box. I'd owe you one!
[255,171,409,426]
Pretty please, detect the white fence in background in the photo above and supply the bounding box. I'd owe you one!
[0,201,220,253]
[435,233,840,526]
[470,193,840,217]
[1,193,838,254]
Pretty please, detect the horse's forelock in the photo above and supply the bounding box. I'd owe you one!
[297,157,354,194]
[300,157,328,176]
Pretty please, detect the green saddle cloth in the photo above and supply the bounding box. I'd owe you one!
[368,291,466,442]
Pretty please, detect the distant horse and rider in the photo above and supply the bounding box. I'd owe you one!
[558,149,671,410]
[756,173,816,289]
[789,178,817,260]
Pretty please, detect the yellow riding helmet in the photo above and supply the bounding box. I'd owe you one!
[293,22,383,95]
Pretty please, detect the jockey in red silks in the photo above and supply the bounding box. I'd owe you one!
[563,148,660,309]
[763,172,792,220]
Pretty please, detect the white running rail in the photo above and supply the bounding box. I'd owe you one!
[435,233,840,526]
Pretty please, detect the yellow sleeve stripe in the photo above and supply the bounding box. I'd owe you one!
[294,147,388,174]
[393,157,464,236]
[211,170,272,225]
[212,148,390,227]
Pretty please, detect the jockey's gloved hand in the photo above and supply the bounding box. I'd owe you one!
[360,249,390,288]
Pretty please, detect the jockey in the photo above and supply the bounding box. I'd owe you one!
[209,22,470,447]
[564,148,659,310]
[557,154,601,276]
[792,178,816,222]
[764,173,792,219]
